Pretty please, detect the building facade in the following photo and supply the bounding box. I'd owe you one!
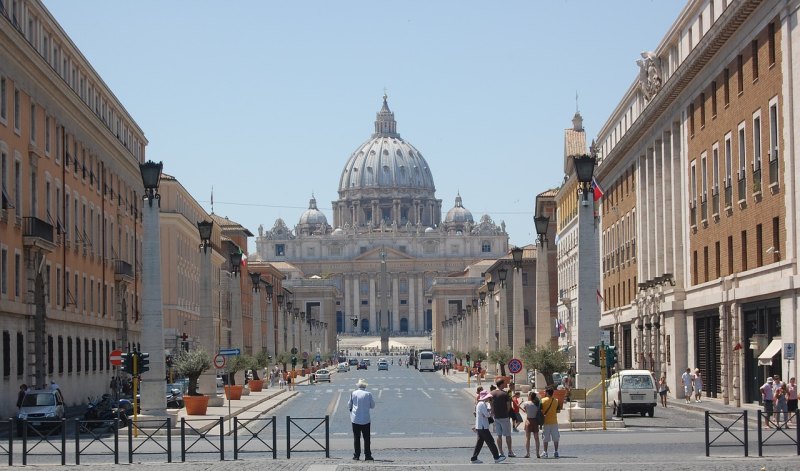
[592,0,798,405]
[0,0,146,418]
[253,96,509,350]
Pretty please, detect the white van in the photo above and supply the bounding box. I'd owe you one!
[606,369,658,417]
[418,351,435,372]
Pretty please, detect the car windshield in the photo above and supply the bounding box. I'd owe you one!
[621,375,655,389]
[22,393,55,407]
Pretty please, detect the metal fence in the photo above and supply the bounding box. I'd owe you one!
[74,418,121,465]
[234,416,277,460]
[286,415,329,459]
[128,418,172,464]
[757,410,799,457]
[704,411,748,457]
[180,417,224,462]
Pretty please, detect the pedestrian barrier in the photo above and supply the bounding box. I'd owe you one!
[127,417,172,463]
[757,410,799,457]
[285,415,329,459]
[74,418,120,464]
[180,417,224,462]
[1,419,12,465]
[704,411,748,457]
[20,418,67,465]
[234,416,277,460]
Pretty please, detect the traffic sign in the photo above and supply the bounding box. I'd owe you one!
[213,354,226,369]
[302,351,309,359]
[786,342,796,360]
[507,358,523,374]
[219,348,241,356]
[291,347,298,355]
[109,349,123,366]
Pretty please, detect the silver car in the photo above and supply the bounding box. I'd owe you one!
[17,389,65,429]
[314,369,331,382]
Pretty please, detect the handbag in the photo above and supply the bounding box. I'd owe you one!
[535,404,545,425]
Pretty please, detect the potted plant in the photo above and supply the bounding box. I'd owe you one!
[489,348,512,379]
[173,348,212,415]
[520,344,570,400]
[468,349,488,377]
[224,355,248,400]
[248,351,270,392]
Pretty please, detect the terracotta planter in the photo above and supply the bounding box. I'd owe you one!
[224,385,244,400]
[184,395,210,416]
[495,375,513,386]
[248,379,264,392]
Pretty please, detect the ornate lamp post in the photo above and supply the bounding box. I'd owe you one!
[138,161,166,417]
[249,272,263,355]
[572,152,600,389]
[510,247,524,358]
[276,294,285,353]
[486,281,497,355]
[196,220,222,404]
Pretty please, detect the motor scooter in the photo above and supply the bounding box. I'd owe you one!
[84,394,128,429]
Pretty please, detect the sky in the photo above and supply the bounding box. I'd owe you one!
[43,0,687,251]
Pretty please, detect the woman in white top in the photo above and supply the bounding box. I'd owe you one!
[470,391,505,464]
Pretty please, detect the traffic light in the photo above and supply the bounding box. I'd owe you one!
[605,345,617,371]
[588,345,600,367]
[465,353,471,366]
[138,352,150,374]
[120,352,134,375]
[291,355,297,367]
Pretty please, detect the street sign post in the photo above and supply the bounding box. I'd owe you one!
[213,354,226,369]
[219,348,240,356]
[785,342,796,360]
[109,349,123,366]
[507,358,523,374]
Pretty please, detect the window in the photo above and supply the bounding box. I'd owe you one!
[756,224,763,267]
[0,76,6,121]
[703,246,709,282]
[14,160,20,212]
[724,68,730,105]
[0,248,6,295]
[76,337,81,372]
[45,116,51,153]
[47,335,53,374]
[773,217,780,262]
[1,151,8,209]
[522,272,529,286]
[84,338,89,372]
[769,23,776,65]
[711,81,717,116]
[13,87,20,131]
[715,241,721,278]
[481,242,491,253]
[58,335,64,374]
[741,231,748,271]
[2,331,9,377]
[16,332,24,376]
[753,113,762,171]
[752,40,759,80]
[30,104,36,144]
[737,55,744,94]
[724,134,732,187]
[361,300,368,305]
[700,93,705,127]
[67,337,72,373]
[14,253,20,298]
[701,153,708,201]
[728,236,734,275]
[275,244,285,257]
[769,99,779,184]
[689,103,695,135]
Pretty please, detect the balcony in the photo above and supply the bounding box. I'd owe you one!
[114,259,134,283]
[769,158,778,186]
[724,184,732,209]
[737,174,747,204]
[690,203,697,228]
[22,216,56,252]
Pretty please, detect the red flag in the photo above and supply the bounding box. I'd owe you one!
[592,177,604,202]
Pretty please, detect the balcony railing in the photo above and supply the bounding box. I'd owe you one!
[22,216,54,243]
[753,167,762,193]
[114,260,133,278]
[769,158,778,185]
[738,174,746,201]
[724,183,732,208]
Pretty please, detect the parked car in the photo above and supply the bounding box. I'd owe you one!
[17,389,65,433]
[357,360,368,370]
[377,360,389,371]
[315,369,331,382]
[338,362,350,372]
[606,369,658,417]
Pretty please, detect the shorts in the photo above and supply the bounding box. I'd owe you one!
[788,399,798,413]
[764,400,774,414]
[659,390,667,397]
[512,412,523,422]
[684,386,692,397]
[493,417,512,437]
[524,419,539,433]
[541,423,560,442]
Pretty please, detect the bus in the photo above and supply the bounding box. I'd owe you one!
[417,350,435,372]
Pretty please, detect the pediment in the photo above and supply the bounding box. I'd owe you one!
[353,246,415,261]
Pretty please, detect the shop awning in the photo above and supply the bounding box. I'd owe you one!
[758,339,783,366]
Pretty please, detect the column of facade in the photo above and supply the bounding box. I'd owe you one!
[488,291,497,354]
[353,276,361,332]
[576,189,601,390]
[369,278,377,334]
[198,245,221,405]
[344,276,352,333]
[408,274,416,333]
[393,199,400,225]
[392,275,400,332]
[730,302,741,407]
[719,303,730,405]
[498,287,509,352]
[512,269,524,358]
[251,285,262,354]
[654,139,664,277]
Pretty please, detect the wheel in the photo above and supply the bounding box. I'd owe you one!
[640,410,646,417]
[648,407,654,418]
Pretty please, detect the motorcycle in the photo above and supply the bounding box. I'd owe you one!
[166,386,184,409]
[83,394,128,430]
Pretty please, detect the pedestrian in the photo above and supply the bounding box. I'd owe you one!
[693,369,703,403]
[774,381,789,428]
[658,376,669,407]
[760,376,775,428]
[681,368,693,404]
[470,390,505,464]
[348,378,375,461]
[16,384,28,409]
[540,387,561,458]
[511,391,523,432]
[490,377,515,458]
[788,377,798,426]
[521,391,541,458]
[475,386,484,406]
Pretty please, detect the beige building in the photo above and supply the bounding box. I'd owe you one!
[0,0,146,418]
[590,0,797,405]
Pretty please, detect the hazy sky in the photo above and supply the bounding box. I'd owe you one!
[43,0,687,250]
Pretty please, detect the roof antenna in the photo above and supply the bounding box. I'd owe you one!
[211,186,214,214]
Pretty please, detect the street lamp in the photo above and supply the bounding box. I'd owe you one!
[138,159,166,417]
[479,291,487,305]
[230,251,243,276]
[573,153,597,200]
[197,220,213,252]
[249,272,261,291]
[534,215,549,246]
[196,219,220,403]
[497,267,508,288]
[511,246,523,270]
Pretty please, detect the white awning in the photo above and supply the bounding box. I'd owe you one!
[758,339,783,366]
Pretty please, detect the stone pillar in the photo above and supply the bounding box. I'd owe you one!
[369,278,377,334]
[536,240,551,348]
[344,276,352,333]
[575,191,601,390]
[251,284,262,354]
[730,302,741,407]
[488,291,497,353]
[392,276,400,333]
[498,286,508,351]
[230,273,244,384]
[352,276,360,333]
[408,274,416,333]
[719,303,729,405]
[198,246,221,405]
[512,268,524,358]
[265,293,275,358]
[139,198,166,417]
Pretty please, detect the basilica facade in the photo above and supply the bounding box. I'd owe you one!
[253,96,508,335]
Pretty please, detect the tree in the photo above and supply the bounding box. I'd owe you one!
[252,351,271,380]
[451,350,464,365]
[276,351,292,372]
[224,355,249,386]
[520,344,570,388]
[173,349,212,396]
[468,349,487,363]
[488,348,512,376]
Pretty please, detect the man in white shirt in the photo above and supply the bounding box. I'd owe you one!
[761,377,775,427]
[681,368,693,404]
[348,378,375,461]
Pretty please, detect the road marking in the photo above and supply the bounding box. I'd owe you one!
[333,432,348,435]
[421,389,431,399]
[389,432,405,435]
[326,390,342,416]
[420,432,433,435]
[379,389,383,399]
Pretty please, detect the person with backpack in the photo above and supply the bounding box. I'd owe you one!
[521,391,542,458]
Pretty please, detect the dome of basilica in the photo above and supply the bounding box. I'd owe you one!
[444,194,474,224]
[298,195,328,226]
[338,95,436,196]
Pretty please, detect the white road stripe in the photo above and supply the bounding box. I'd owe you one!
[421,389,431,399]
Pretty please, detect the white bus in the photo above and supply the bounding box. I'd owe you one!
[417,350,435,372]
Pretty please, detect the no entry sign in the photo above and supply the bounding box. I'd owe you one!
[213,354,226,369]
[109,350,123,366]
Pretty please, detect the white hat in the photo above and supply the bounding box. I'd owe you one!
[357,378,368,388]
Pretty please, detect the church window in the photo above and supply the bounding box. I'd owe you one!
[361,300,368,305]
[481,241,491,253]
[400,299,407,305]
[275,244,285,257]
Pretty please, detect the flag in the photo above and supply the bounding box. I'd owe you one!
[239,247,248,268]
[596,289,605,306]
[592,177,604,202]
[556,318,566,335]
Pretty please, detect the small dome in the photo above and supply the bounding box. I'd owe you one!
[332,227,344,235]
[298,195,328,226]
[444,194,474,224]
[424,227,436,233]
